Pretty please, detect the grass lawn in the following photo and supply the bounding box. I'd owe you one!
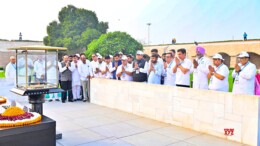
[228,69,234,92]
[0,71,5,78]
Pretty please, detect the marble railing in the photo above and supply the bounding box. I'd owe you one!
[90,78,259,146]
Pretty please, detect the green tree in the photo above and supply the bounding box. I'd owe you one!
[44,5,108,54]
[85,31,143,59]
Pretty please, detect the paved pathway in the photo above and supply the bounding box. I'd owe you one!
[0,82,247,146]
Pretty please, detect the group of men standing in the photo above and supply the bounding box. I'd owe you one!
[5,46,258,104]
[145,46,257,95]
[57,52,150,103]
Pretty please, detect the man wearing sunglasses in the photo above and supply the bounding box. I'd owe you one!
[232,51,256,95]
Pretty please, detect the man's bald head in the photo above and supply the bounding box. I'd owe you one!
[10,56,16,64]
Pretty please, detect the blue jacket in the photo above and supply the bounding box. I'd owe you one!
[112,60,122,79]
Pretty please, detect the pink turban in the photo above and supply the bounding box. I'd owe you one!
[196,46,205,55]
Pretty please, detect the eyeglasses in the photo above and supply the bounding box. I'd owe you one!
[166,56,171,58]
[213,59,221,61]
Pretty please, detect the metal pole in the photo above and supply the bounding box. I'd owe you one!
[56,50,59,87]
[16,49,18,87]
[25,49,28,88]
[147,23,151,45]
[28,94,45,115]
[45,50,47,85]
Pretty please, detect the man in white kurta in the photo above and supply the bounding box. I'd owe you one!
[78,55,92,102]
[116,55,133,81]
[71,55,81,101]
[34,57,46,83]
[192,46,211,89]
[175,49,192,87]
[232,51,256,95]
[127,54,134,67]
[208,54,229,92]
[103,55,113,79]
[163,53,176,86]
[95,55,106,78]
[90,53,99,78]
[17,54,34,85]
[5,56,16,86]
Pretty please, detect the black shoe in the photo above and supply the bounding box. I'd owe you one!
[55,99,60,101]
[68,100,74,102]
[62,100,65,103]
[78,98,83,101]
[49,99,53,102]
[83,99,87,102]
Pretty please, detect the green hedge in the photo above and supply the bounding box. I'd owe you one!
[0,71,5,78]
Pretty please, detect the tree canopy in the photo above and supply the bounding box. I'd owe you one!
[44,5,108,54]
[85,31,143,59]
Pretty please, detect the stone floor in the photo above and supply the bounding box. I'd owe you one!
[0,82,248,146]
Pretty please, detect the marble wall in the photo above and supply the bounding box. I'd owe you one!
[90,78,259,146]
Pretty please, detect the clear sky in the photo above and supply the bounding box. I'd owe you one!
[0,0,259,44]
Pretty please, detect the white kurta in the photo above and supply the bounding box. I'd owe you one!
[78,61,92,81]
[71,62,81,87]
[192,56,211,89]
[5,62,16,86]
[116,64,134,81]
[104,62,113,79]
[17,58,34,76]
[232,62,256,95]
[163,60,176,86]
[5,62,16,80]
[208,64,229,92]
[34,60,45,79]
[90,60,99,78]
[97,62,106,78]
[175,58,192,86]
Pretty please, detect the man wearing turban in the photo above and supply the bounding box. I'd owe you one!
[192,46,212,89]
